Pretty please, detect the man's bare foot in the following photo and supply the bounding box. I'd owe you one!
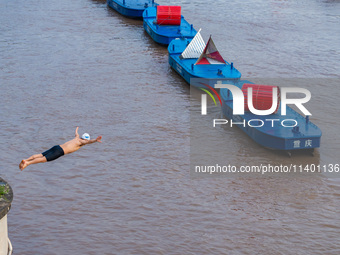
[20,160,28,171]
[19,160,24,170]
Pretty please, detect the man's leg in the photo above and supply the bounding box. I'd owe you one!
[21,153,43,163]
[20,154,43,169]
[20,146,64,171]
[20,156,47,171]
[26,154,43,161]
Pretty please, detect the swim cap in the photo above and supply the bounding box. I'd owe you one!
[81,133,90,140]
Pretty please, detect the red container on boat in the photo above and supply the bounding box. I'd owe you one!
[156,6,181,25]
[241,84,280,114]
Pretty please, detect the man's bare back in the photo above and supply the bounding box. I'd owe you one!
[19,127,102,170]
[60,137,85,154]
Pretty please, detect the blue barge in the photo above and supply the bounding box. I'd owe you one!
[219,81,322,152]
[107,0,157,19]
[168,30,241,87]
[143,6,197,45]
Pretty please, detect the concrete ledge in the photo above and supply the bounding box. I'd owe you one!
[0,178,13,255]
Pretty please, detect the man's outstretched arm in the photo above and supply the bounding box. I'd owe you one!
[75,127,79,138]
[85,136,102,145]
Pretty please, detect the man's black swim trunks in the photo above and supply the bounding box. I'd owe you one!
[42,145,64,162]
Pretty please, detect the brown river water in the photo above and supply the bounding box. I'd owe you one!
[1,0,340,254]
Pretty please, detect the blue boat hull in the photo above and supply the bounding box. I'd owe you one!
[168,38,242,87]
[143,7,196,45]
[107,0,157,18]
[220,82,322,151]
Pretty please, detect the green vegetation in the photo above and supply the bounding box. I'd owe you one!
[0,185,8,198]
